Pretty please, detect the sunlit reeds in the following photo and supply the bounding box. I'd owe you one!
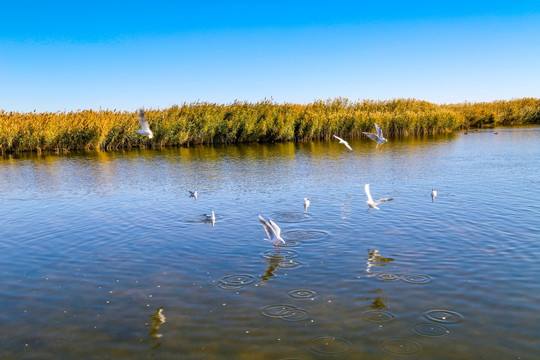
[1,98,538,153]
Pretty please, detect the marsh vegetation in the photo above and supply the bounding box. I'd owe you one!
[1,97,538,153]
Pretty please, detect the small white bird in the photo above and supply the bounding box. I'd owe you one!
[333,135,353,150]
[304,198,310,210]
[189,189,198,199]
[258,215,285,250]
[204,211,215,220]
[431,188,437,202]
[136,108,153,139]
[365,184,394,210]
[362,123,387,149]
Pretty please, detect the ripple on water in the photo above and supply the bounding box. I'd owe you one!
[277,259,303,269]
[424,309,464,324]
[283,230,330,242]
[401,273,433,284]
[261,249,298,259]
[361,310,395,323]
[310,336,352,355]
[412,323,450,337]
[260,304,309,322]
[287,289,317,300]
[381,338,421,355]
[217,274,255,290]
[272,212,311,223]
[376,273,400,281]
[282,239,300,247]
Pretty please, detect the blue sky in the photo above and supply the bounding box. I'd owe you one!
[1,1,539,112]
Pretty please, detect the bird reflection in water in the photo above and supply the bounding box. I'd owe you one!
[260,253,284,282]
[370,296,387,310]
[147,307,166,345]
[365,249,394,273]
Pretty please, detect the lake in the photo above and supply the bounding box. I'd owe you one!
[0,127,539,359]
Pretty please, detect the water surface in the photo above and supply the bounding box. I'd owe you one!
[1,127,539,359]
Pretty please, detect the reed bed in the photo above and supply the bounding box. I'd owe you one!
[1,98,538,153]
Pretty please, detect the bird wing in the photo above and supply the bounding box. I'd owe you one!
[259,215,277,239]
[374,198,394,205]
[374,123,384,139]
[269,220,282,238]
[138,109,150,131]
[344,142,353,150]
[362,132,380,142]
[364,184,374,203]
[333,135,344,142]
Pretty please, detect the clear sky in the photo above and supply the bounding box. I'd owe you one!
[1,1,539,112]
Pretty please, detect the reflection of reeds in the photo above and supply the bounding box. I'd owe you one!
[1,98,538,153]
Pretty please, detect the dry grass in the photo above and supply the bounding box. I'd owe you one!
[1,98,538,153]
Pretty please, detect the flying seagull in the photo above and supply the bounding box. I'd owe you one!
[362,123,387,148]
[431,188,437,202]
[365,184,394,210]
[258,215,285,250]
[333,135,353,150]
[304,198,310,210]
[189,189,198,199]
[137,108,154,139]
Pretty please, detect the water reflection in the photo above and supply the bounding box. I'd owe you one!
[0,128,539,359]
[369,296,388,310]
[147,307,166,346]
[260,253,281,282]
[365,249,394,274]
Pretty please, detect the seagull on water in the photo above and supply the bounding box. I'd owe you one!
[431,188,437,202]
[362,123,387,148]
[189,189,198,199]
[204,211,215,220]
[365,184,394,210]
[333,135,353,150]
[304,198,310,210]
[137,108,153,139]
[258,215,285,250]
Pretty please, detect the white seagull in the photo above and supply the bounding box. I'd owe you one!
[258,215,285,250]
[431,188,437,202]
[333,135,353,150]
[304,198,310,210]
[204,211,215,220]
[362,123,387,148]
[136,108,154,139]
[189,189,198,199]
[365,184,394,210]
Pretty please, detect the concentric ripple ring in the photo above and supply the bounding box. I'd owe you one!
[310,336,352,355]
[401,273,433,284]
[424,309,464,324]
[412,323,450,337]
[287,289,317,300]
[381,338,421,355]
[376,273,400,281]
[361,310,395,323]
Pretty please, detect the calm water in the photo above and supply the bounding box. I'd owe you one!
[0,127,539,359]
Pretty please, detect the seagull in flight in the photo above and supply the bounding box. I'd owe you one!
[365,184,394,210]
[258,215,285,250]
[362,123,387,148]
[204,211,215,220]
[137,108,153,139]
[333,135,353,150]
[189,189,198,199]
[431,188,437,202]
[304,198,310,210]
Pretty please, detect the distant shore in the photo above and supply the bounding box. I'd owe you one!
[1,98,538,153]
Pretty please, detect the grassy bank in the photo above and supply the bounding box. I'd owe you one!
[1,98,538,153]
